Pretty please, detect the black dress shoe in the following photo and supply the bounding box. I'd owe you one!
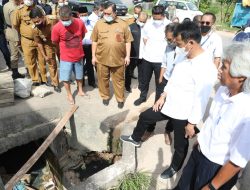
[126,87,132,93]
[103,99,109,106]
[12,72,25,80]
[118,102,124,109]
[54,86,61,93]
[32,82,40,86]
[41,82,52,87]
[160,166,177,179]
[89,83,97,88]
[134,98,146,106]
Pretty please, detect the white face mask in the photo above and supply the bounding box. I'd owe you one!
[61,19,72,26]
[136,20,144,27]
[64,1,68,5]
[98,11,103,18]
[80,16,88,23]
[104,15,113,23]
[153,20,163,26]
[24,0,33,6]
[133,14,138,19]
[179,44,190,57]
[58,2,64,6]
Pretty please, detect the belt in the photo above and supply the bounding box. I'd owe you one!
[22,36,34,41]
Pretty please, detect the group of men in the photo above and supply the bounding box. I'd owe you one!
[1,1,250,188]
[120,5,250,190]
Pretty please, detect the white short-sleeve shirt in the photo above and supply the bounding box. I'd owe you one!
[201,31,223,60]
[161,51,217,124]
[142,18,171,63]
[198,86,250,168]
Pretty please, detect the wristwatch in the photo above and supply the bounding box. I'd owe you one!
[208,182,217,190]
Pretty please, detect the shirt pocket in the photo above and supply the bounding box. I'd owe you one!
[23,15,31,25]
[98,30,109,41]
[115,31,125,43]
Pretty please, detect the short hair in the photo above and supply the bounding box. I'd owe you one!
[193,15,201,24]
[165,23,178,33]
[59,5,72,18]
[78,6,88,13]
[222,42,250,92]
[93,2,104,11]
[29,7,44,18]
[134,4,142,11]
[104,1,116,13]
[138,11,148,20]
[202,12,216,23]
[173,21,201,43]
[152,5,165,15]
[182,17,191,23]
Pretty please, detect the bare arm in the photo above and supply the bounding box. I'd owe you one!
[143,38,147,45]
[37,43,48,60]
[124,42,131,66]
[202,161,241,190]
[159,68,166,83]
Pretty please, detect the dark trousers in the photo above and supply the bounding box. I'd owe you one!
[131,107,188,171]
[125,58,143,90]
[139,59,161,102]
[174,145,239,190]
[83,45,95,85]
[146,77,174,133]
[0,33,11,69]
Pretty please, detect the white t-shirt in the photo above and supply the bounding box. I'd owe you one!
[161,51,217,124]
[198,86,250,168]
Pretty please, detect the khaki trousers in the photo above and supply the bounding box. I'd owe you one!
[97,63,125,102]
[8,41,19,69]
[44,43,59,86]
[21,37,47,82]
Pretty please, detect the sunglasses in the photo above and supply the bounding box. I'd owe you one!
[201,21,211,25]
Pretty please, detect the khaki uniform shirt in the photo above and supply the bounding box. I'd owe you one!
[3,0,19,42]
[126,17,135,26]
[32,15,57,46]
[12,4,44,40]
[91,17,133,67]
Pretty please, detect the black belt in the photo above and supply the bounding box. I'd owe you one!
[22,36,34,41]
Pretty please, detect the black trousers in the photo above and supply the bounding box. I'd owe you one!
[139,59,161,102]
[0,33,11,69]
[83,45,95,85]
[125,58,143,90]
[146,77,174,133]
[131,107,188,171]
[174,145,239,190]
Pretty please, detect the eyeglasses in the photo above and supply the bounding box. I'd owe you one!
[201,21,211,25]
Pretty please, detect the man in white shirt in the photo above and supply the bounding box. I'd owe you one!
[174,42,250,190]
[134,5,171,106]
[200,12,222,68]
[88,3,104,28]
[121,22,217,179]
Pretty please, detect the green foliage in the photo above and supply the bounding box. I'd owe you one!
[112,172,152,190]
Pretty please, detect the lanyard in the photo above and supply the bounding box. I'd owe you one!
[201,31,213,47]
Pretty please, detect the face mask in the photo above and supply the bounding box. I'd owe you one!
[136,20,144,27]
[200,25,211,33]
[80,16,88,23]
[64,1,68,5]
[35,20,43,26]
[24,0,33,6]
[153,20,163,26]
[58,2,64,6]
[61,20,72,26]
[104,15,113,23]
[179,43,190,57]
[133,14,138,19]
[167,41,176,49]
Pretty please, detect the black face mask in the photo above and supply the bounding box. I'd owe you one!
[200,25,211,33]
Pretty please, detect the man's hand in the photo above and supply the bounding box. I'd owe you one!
[152,96,165,112]
[185,123,195,139]
[201,185,210,190]
[159,77,163,84]
[92,56,96,66]
[124,56,130,66]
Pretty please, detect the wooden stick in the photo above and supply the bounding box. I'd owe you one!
[5,105,79,190]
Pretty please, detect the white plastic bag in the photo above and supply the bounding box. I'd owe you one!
[31,86,52,98]
[14,78,32,98]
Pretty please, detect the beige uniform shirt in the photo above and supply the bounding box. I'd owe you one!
[3,0,19,42]
[32,15,57,46]
[91,17,133,67]
[125,17,135,26]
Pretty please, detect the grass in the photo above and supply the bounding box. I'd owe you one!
[110,172,152,190]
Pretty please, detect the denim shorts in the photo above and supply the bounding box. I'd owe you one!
[59,60,83,81]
